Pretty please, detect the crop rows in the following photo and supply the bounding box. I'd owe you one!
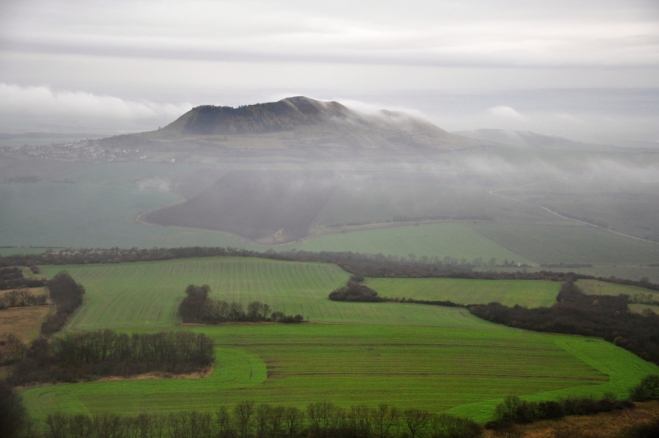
[21,325,659,423]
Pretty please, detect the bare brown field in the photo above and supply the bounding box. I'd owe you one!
[0,305,51,343]
[484,401,659,438]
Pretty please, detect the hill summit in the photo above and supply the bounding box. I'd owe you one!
[164,96,354,136]
[102,96,482,152]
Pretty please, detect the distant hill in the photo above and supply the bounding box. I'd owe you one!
[453,129,605,150]
[100,97,483,152]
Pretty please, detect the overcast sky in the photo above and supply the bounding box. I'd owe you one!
[0,0,657,143]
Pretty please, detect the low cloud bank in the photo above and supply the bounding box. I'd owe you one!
[0,83,192,134]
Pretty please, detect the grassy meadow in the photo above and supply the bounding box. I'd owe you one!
[576,279,659,298]
[300,223,532,264]
[366,278,560,308]
[20,257,659,424]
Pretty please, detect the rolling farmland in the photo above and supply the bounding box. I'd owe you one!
[40,257,352,329]
[366,278,560,308]
[21,257,659,424]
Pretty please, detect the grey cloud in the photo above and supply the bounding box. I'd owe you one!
[2,0,658,68]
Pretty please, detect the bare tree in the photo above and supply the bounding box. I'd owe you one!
[234,401,255,438]
[403,409,431,438]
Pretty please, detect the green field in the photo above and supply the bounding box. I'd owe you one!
[299,223,532,264]
[22,325,659,423]
[576,279,659,315]
[366,278,560,308]
[576,279,659,298]
[40,258,505,328]
[471,223,659,265]
[21,257,659,423]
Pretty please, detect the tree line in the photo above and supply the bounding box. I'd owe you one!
[4,399,482,438]
[3,373,659,438]
[6,330,214,386]
[486,375,659,434]
[0,267,45,291]
[3,246,658,294]
[40,271,85,336]
[178,285,304,324]
[469,281,659,366]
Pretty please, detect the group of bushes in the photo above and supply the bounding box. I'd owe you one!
[328,280,383,302]
[0,288,47,310]
[178,284,304,324]
[13,401,482,438]
[7,330,214,386]
[328,277,464,309]
[0,267,45,291]
[40,271,85,336]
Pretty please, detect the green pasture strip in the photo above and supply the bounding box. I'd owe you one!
[445,337,659,420]
[365,278,560,308]
[21,325,658,423]
[470,223,659,265]
[41,257,350,330]
[629,304,658,314]
[576,279,659,298]
[299,223,532,263]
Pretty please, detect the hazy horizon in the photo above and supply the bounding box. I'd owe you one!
[1,0,658,144]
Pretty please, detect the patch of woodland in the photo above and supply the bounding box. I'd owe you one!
[329,281,384,302]
[468,282,659,366]
[6,329,214,386]
[329,277,466,308]
[178,284,304,324]
[4,246,659,294]
[40,271,85,336]
[0,267,45,291]
[0,288,47,310]
[6,400,483,438]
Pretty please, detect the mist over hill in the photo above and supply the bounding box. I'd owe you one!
[99,96,483,154]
